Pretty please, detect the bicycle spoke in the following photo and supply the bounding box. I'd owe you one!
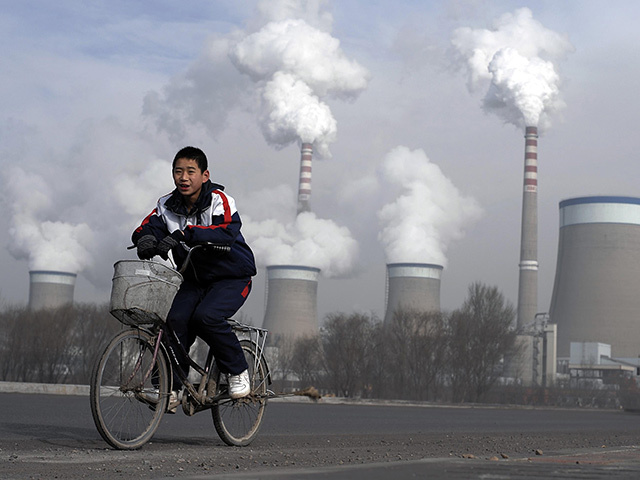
[212,339,268,446]
[90,329,169,450]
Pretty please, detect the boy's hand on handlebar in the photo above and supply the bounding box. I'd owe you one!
[157,230,184,260]
[136,235,158,260]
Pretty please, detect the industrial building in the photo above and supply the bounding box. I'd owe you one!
[28,270,77,311]
[517,126,539,330]
[383,263,442,323]
[549,195,640,361]
[262,264,321,340]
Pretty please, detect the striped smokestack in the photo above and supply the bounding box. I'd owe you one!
[517,126,539,329]
[296,142,312,214]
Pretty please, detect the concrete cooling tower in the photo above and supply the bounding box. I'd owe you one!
[384,263,443,324]
[28,270,77,310]
[549,196,640,358]
[262,265,320,339]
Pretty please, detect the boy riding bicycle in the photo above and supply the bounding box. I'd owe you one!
[132,146,257,405]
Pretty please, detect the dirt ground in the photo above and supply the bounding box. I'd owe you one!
[3,429,640,479]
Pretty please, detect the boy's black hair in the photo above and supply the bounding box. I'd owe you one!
[173,146,208,172]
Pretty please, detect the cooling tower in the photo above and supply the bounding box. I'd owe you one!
[549,196,640,358]
[296,142,312,214]
[28,270,77,310]
[262,265,320,339]
[384,263,443,324]
[517,126,539,329]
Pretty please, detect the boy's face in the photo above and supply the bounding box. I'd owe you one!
[173,157,210,205]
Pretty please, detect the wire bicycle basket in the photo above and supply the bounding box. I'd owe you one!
[110,260,183,326]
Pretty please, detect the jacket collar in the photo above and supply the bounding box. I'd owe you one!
[165,180,225,215]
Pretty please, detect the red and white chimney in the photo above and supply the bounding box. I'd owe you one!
[296,142,312,214]
[517,126,539,329]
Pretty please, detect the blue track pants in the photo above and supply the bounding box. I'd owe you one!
[166,277,251,387]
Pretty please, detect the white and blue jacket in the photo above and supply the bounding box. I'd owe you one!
[132,180,256,283]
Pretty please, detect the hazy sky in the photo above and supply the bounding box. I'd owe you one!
[1,0,639,327]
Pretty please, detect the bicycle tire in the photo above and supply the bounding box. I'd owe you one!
[90,328,169,450]
[212,339,268,446]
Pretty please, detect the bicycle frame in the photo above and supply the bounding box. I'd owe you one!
[132,317,271,414]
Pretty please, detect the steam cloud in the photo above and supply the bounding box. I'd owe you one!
[377,146,483,266]
[243,185,358,278]
[451,7,574,130]
[230,17,369,157]
[258,71,337,154]
[7,168,93,273]
[4,118,171,283]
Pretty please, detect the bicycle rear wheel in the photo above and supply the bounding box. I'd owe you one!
[90,328,169,450]
[212,339,268,446]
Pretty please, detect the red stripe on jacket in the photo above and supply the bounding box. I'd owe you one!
[186,190,232,231]
[134,208,157,233]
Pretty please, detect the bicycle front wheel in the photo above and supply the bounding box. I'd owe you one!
[212,339,269,446]
[90,328,170,450]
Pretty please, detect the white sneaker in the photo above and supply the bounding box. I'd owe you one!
[228,370,250,399]
[167,390,180,414]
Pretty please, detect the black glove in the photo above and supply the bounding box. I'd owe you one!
[136,235,158,260]
[157,230,184,260]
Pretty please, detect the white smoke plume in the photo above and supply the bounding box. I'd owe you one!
[245,211,358,278]
[377,146,483,266]
[259,72,337,156]
[6,168,94,273]
[242,184,358,278]
[451,7,574,130]
[230,16,369,157]
[3,117,171,286]
[142,35,251,143]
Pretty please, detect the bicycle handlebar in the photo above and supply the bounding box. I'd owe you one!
[127,242,231,275]
[178,243,230,275]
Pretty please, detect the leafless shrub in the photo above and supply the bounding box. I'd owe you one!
[383,309,448,401]
[447,282,520,403]
[291,335,323,389]
[268,334,297,392]
[0,303,119,384]
[320,312,379,398]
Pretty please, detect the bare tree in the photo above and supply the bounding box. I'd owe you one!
[291,335,323,389]
[0,307,24,381]
[67,303,121,383]
[320,312,377,398]
[268,334,297,392]
[0,303,119,384]
[12,306,76,383]
[384,309,448,401]
[447,282,519,403]
[360,321,387,399]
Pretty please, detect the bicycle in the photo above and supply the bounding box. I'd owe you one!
[89,245,272,450]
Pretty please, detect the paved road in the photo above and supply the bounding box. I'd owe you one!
[1,390,640,479]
